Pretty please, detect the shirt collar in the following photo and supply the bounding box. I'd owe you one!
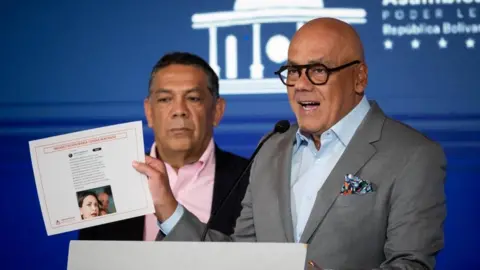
[293,95,371,151]
[331,95,371,146]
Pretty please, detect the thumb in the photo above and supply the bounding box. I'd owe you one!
[145,155,166,173]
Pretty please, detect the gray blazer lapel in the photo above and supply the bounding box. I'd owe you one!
[271,127,297,243]
[300,102,385,243]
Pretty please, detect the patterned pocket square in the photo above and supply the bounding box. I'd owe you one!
[340,174,374,195]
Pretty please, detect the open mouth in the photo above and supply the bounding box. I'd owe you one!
[298,101,320,111]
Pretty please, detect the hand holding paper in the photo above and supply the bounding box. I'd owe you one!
[132,156,178,222]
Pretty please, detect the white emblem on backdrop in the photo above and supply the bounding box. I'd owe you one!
[191,0,367,95]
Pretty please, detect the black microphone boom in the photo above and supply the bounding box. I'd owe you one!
[200,120,290,241]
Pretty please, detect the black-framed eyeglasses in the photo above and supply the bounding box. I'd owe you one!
[274,60,361,87]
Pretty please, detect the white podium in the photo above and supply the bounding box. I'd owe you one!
[67,240,308,270]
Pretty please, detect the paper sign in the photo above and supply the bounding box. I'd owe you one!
[28,121,154,235]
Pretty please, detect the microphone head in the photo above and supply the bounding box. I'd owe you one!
[274,120,290,134]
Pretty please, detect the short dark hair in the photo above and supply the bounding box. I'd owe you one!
[148,52,219,98]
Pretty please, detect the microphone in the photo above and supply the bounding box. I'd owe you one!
[200,120,291,241]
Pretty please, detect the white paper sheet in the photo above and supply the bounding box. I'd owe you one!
[67,241,308,270]
[29,121,154,235]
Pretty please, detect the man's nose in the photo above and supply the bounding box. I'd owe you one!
[172,99,189,118]
[294,69,314,92]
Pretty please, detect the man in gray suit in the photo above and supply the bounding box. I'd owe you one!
[133,18,447,270]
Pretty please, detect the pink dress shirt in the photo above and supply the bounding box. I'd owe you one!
[143,139,216,241]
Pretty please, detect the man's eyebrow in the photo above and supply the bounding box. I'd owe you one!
[151,88,202,95]
[184,88,202,94]
[308,58,325,64]
[286,60,299,65]
[151,89,172,95]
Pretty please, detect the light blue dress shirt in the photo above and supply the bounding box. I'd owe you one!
[290,96,370,242]
[158,96,371,239]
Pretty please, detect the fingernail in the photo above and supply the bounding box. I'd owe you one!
[132,161,138,166]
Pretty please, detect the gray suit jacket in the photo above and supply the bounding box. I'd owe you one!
[162,101,447,270]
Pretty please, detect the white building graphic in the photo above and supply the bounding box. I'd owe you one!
[191,0,367,95]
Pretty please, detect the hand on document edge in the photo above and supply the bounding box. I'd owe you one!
[132,156,178,223]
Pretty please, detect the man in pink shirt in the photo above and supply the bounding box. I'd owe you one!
[78,52,250,241]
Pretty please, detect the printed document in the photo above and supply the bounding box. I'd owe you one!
[29,121,154,235]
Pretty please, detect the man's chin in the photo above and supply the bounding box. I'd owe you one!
[168,140,193,152]
[298,122,327,136]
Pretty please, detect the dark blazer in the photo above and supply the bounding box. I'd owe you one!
[77,145,250,240]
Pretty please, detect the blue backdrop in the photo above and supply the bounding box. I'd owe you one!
[1,0,479,269]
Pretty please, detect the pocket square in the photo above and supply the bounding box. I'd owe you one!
[340,174,374,195]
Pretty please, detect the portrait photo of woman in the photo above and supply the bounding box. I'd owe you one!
[77,191,100,220]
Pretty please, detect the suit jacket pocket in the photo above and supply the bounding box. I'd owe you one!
[334,192,377,207]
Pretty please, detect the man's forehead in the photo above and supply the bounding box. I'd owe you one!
[289,27,345,50]
[154,64,204,78]
[286,57,332,65]
[152,71,203,84]
[150,80,208,96]
[151,66,207,88]
[287,43,341,66]
[289,25,361,65]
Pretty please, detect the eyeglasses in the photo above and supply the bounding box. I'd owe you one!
[274,60,361,87]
